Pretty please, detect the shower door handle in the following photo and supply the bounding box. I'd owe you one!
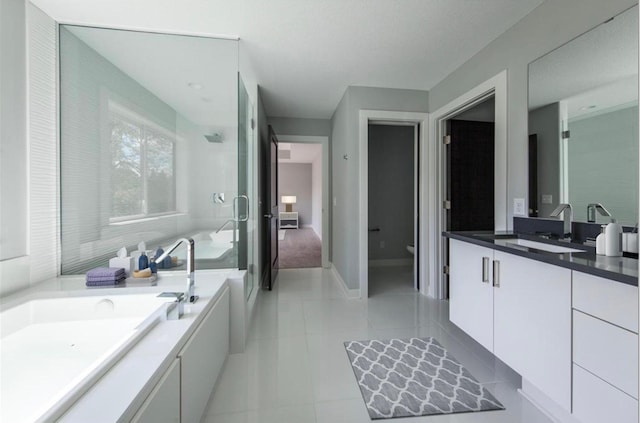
[264,214,274,219]
[233,195,249,222]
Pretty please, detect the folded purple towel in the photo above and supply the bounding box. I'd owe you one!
[86,275,126,282]
[86,276,125,287]
[86,267,125,278]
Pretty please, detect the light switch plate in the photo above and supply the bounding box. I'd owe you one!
[541,194,553,205]
[514,198,525,216]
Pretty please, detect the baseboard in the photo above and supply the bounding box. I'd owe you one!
[518,379,578,423]
[368,258,413,267]
[330,263,361,299]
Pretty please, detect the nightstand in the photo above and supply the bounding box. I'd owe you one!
[279,212,298,229]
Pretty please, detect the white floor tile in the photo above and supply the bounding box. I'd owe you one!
[204,404,317,423]
[205,267,557,423]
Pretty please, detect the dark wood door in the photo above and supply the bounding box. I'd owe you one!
[447,119,495,231]
[528,134,538,217]
[265,126,279,289]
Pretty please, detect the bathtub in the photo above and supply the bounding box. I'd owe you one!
[0,294,173,423]
[171,230,237,265]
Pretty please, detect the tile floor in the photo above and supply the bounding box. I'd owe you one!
[204,266,554,423]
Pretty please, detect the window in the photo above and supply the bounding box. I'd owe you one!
[109,103,176,221]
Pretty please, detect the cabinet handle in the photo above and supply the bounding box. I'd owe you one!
[482,257,489,283]
[493,260,500,287]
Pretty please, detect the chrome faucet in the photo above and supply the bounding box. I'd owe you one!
[587,203,612,223]
[153,238,197,303]
[550,203,572,239]
[215,218,236,234]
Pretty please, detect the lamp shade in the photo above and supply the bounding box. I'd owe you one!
[281,195,297,204]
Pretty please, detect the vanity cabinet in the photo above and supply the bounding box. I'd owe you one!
[179,286,229,423]
[449,239,495,352]
[493,251,571,410]
[449,240,572,411]
[130,359,181,423]
[572,271,638,423]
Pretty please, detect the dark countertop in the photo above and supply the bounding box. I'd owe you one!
[444,231,638,286]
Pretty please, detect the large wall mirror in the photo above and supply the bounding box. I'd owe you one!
[528,5,638,225]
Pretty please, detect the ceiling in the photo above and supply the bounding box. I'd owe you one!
[33,0,545,119]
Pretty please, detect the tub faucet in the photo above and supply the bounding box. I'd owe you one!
[587,203,612,223]
[153,238,197,303]
[215,218,236,234]
[550,203,572,239]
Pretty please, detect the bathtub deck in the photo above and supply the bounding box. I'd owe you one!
[1,317,145,423]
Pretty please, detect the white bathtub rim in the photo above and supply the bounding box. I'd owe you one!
[0,269,235,422]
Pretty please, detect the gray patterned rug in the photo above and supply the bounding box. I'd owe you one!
[344,337,504,419]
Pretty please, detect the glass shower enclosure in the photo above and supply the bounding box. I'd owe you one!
[59,25,254,295]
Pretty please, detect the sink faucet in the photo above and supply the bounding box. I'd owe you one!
[587,203,612,223]
[550,203,572,239]
[153,238,197,303]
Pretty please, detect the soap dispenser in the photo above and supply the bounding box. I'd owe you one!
[596,225,606,256]
[138,251,149,270]
[605,219,623,257]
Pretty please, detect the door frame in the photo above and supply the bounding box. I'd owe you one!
[276,135,330,269]
[429,70,508,299]
[358,110,429,299]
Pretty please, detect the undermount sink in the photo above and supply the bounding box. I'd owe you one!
[503,238,585,254]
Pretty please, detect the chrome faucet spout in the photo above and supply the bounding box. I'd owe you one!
[550,203,572,239]
[216,219,236,234]
[587,203,612,223]
[153,237,196,303]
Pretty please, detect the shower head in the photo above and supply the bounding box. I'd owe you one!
[205,133,224,143]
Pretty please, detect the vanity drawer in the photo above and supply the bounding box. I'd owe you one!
[572,271,638,333]
[573,364,637,423]
[573,310,638,398]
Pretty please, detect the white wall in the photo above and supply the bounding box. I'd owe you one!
[428,0,638,227]
[0,0,27,261]
[0,2,58,297]
[311,152,322,238]
[278,163,312,226]
[331,86,428,289]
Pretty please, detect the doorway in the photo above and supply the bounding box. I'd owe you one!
[430,70,508,300]
[277,142,323,269]
[442,96,496,298]
[367,124,417,296]
[358,110,429,299]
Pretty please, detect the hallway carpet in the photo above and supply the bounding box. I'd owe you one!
[279,228,322,268]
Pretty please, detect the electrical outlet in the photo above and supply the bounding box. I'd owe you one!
[514,198,525,216]
[380,241,385,249]
[541,194,553,205]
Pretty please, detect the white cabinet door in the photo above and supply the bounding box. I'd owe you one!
[573,271,638,333]
[573,364,638,423]
[179,287,230,423]
[573,310,638,399]
[493,251,571,411]
[449,239,494,352]
[130,359,180,423]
